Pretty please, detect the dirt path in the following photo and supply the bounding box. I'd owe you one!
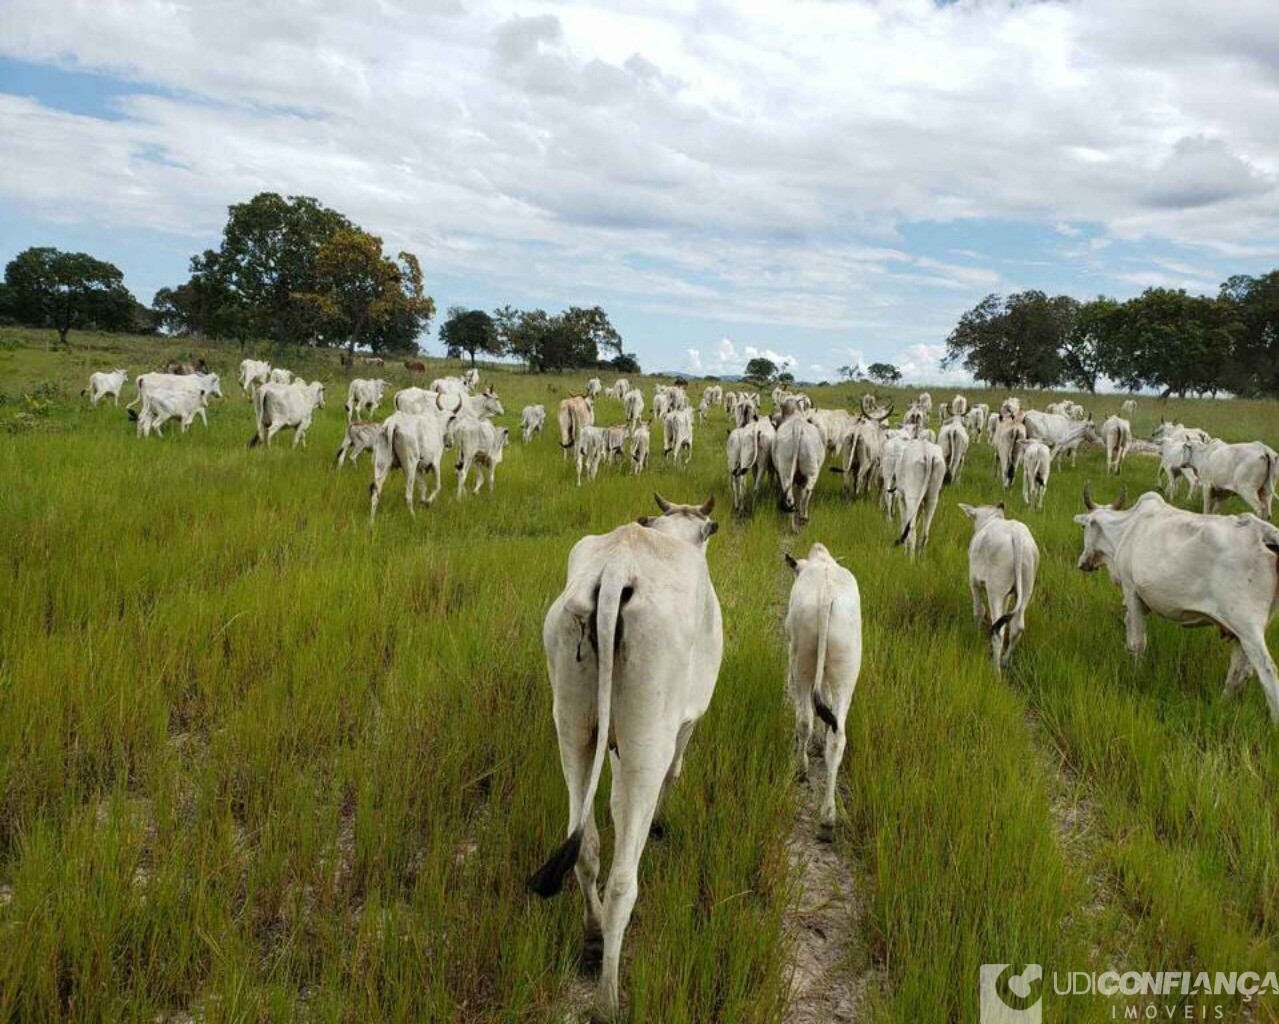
[782,755,873,1024]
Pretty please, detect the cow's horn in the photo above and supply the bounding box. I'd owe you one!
[436,392,445,409]
[1113,487,1128,511]
[654,493,675,514]
[1082,481,1096,511]
[697,494,715,516]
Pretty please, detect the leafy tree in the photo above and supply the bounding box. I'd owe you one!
[300,228,435,358]
[837,364,861,381]
[867,362,902,385]
[611,352,641,374]
[562,305,623,359]
[3,247,136,345]
[1220,272,1279,396]
[743,357,777,386]
[1105,288,1239,398]
[943,290,1077,388]
[1061,296,1120,393]
[214,192,353,346]
[776,370,796,386]
[495,305,624,372]
[440,307,502,365]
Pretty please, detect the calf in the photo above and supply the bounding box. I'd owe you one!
[662,407,694,464]
[136,387,208,438]
[784,543,862,838]
[453,419,509,496]
[576,425,608,485]
[629,421,650,474]
[528,495,722,1019]
[84,369,128,406]
[1020,440,1051,510]
[335,422,381,467]
[959,503,1039,673]
[345,378,388,422]
[249,380,326,449]
[1102,415,1132,475]
[521,404,546,443]
[938,417,969,483]
[891,439,946,556]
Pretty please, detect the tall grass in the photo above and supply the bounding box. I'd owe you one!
[0,327,1276,1022]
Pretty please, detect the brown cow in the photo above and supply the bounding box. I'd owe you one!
[405,360,426,374]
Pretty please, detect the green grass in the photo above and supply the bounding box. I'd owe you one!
[1,327,1277,1022]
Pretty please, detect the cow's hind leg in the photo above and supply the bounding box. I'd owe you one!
[598,749,669,1020]
[1224,641,1253,698]
[819,711,846,840]
[988,587,1009,673]
[424,457,442,506]
[1237,631,1279,722]
[790,665,814,781]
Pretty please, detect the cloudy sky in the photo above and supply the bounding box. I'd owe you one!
[2,0,1278,381]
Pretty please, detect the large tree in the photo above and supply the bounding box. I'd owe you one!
[1220,272,1279,396]
[867,362,901,385]
[743,356,778,386]
[213,192,353,346]
[943,290,1077,388]
[1060,296,1120,393]
[1105,288,1240,398]
[3,247,136,345]
[440,307,502,365]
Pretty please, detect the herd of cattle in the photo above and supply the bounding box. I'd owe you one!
[82,359,1279,1018]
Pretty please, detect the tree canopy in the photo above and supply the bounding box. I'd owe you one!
[743,357,777,385]
[3,247,139,345]
[867,362,901,385]
[440,307,502,366]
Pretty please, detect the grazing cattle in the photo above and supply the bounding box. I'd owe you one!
[335,422,381,467]
[558,396,595,459]
[652,388,672,422]
[784,543,862,838]
[1000,396,1021,417]
[938,417,969,483]
[1019,440,1052,510]
[1120,398,1136,419]
[877,433,910,520]
[959,503,1039,673]
[916,392,933,423]
[128,371,223,411]
[938,401,951,422]
[951,394,968,418]
[586,377,603,399]
[1152,420,1210,445]
[268,368,296,386]
[964,403,989,439]
[238,359,271,396]
[521,404,546,443]
[345,378,388,422]
[609,379,630,401]
[662,407,694,464]
[1157,435,1200,499]
[703,385,723,409]
[902,403,927,432]
[1185,439,1279,520]
[623,388,644,430]
[453,419,509,497]
[436,387,505,425]
[136,387,208,438]
[404,360,426,374]
[1102,415,1132,475]
[834,408,892,497]
[249,380,326,449]
[810,409,856,457]
[576,425,608,485]
[431,376,470,398]
[394,387,440,415]
[369,412,446,518]
[994,414,1027,489]
[890,439,946,556]
[602,425,629,462]
[724,390,738,415]
[629,421,650,475]
[1074,487,1279,721]
[164,358,208,375]
[528,495,722,1019]
[462,368,480,390]
[84,369,128,406]
[727,422,771,513]
[774,400,825,529]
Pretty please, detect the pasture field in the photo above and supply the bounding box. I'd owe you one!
[1,326,1278,1023]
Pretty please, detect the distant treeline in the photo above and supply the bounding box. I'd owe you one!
[0,191,638,372]
[944,276,1279,398]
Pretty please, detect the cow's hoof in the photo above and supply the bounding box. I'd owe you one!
[816,822,835,844]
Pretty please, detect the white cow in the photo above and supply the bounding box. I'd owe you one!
[1074,487,1279,721]
[609,379,630,401]
[1102,415,1132,475]
[727,422,773,513]
[462,367,480,390]
[662,407,694,464]
[774,401,825,529]
[1019,440,1052,510]
[558,396,595,459]
[129,371,223,410]
[586,377,603,399]
[951,394,968,418]
[432,376,470,398]
[1157,434,1201,499]
[835,410,892,497]
[1185,439,1279,520]
[959,503,1039,673]
[576,425,608,486]
[938,417,969,484]
[268,368,296,386]
[238,359,271,396]
[136,386,209,438]
[1000,396,1021,417]
[994,414,1028,490]
[345,378,388,422]
[629,422,650,475]
[335,422,381,467]
[1120,398,1137,419]
[623,388,644,430]
[891,439,946,556]
[84,369,128,406]
[369,412,446,519]
[964,403,989,440]
[916,392,933,423]
[521,404,546,443]
[453,419,509,497]
[528,495,723,1019]
[784,542,862,838]
[249,380,325,449]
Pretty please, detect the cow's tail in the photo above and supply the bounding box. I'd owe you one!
[895,467,930,547]
[527,564,631,898]
[811,576,838,732]
[778,440,801,511]
[991,529,1031,637]
[249,386,267,448]
[1263,449,1279,515]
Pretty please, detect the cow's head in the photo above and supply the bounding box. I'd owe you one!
[784,541,836,575]
[1073,482,1128,572]
[639,493,718,545]
[958,502,1006,531]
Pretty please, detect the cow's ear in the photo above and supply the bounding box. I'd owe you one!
[957,503,975,519]
[702,520,719,540]
[638,516,655,528]
[996,501,1005,512]
[784,552,799,572]
[1073,514,1090,526]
